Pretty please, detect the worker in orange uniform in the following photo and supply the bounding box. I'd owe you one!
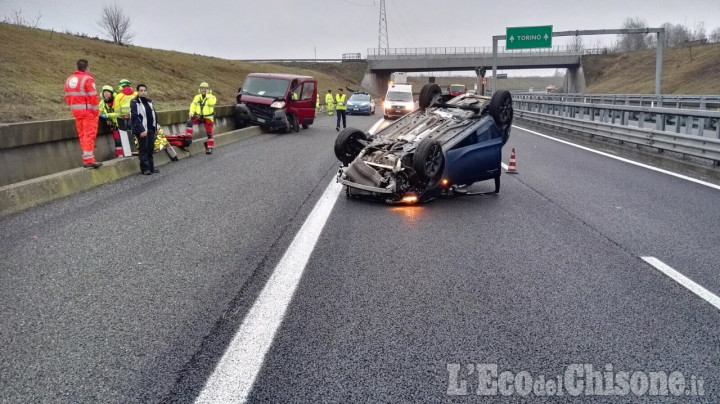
[64,59,101,168]
[186,82,217,154]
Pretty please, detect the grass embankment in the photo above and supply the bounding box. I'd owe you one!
[583,42,720,94]
[0,23,363,123]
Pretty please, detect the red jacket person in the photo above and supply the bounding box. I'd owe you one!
[64,59,101,168]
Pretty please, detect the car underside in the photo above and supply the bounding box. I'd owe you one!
[334,84,513,204]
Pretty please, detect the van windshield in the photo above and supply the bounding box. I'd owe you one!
[386,91,413,102]
[241,77,290,98]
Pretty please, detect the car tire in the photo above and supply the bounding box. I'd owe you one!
[290,114,300,133]
[489,90,513,131]
[419,84,443,109]
[413,138,444,182]
[234,106,246,129]
[334,127,368,165]
[383,114,388,119]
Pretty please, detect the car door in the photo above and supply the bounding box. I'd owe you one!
[445,119,503,185]
[289,81,316,125]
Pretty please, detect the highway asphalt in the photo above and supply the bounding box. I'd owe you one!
[1,111,718,402]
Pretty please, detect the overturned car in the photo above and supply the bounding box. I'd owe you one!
[334,84,513,204]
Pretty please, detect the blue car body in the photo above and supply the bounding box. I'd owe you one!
[335,91,512,204]
[345,92,375,115]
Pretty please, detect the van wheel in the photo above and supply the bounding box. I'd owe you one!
[290,114,299,132]
[489,90,513,131]
[419,84,443,109]
[334,128,367,165]
[413,138,444,182]
[302,124,309,129]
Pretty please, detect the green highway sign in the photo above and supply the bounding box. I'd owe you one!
[506,26,553,50]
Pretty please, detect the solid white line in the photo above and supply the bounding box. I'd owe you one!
[195,180,344,403]
[642,256,720,311]
[369,117,385,135]
[513,125,720,191]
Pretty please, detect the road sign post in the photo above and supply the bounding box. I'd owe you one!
[506,26,553,50]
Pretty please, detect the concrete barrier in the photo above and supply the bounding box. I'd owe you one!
[0,105,236,187]
[0,108,267,218]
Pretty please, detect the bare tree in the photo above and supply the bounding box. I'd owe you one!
[661,22,691,47]
[710,27,720,43]
[568,35,584,52]
[690,21,707,43]
[617,17,651,52]
[3,9,41,27]
[98,3,134,45]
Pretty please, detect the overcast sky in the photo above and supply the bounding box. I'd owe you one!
[3,0,720,75]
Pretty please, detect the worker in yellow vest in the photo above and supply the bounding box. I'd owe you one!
[114,79,138,156]
[98,85,123,158]
[186,82,217,154]
[335,88,347,131]
[325,89,334,116]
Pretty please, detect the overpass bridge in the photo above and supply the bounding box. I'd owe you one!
[362,46,584,95]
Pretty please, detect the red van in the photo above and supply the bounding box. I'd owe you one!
[235,73,317,132]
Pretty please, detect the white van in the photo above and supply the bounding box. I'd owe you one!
[383,84,414,119]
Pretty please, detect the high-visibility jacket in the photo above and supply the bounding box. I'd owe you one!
[64,71,99,118]
[189,91,217,121]
[114,87,138,119]
[325,93,334,107]
[335,93,347,111]
[99,97,120,126]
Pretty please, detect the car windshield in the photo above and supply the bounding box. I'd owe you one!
[241,77,290,98]
[386,91,413,102]
[349,94,371,102]
[450,85,466,92]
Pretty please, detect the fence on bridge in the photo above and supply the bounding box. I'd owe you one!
[513,95,720,166]
[367,46,583,58]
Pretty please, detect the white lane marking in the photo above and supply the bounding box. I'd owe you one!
[368,117,385,134]
[642,256,720,311]
[195,180,344,403]
[513,125,720,191]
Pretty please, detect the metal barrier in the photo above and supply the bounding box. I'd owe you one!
[514,98,720,165]
[367,46,583,58]
[513,93,720,111]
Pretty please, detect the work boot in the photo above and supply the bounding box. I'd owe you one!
[206,148,213,155]
[152,168,160,173]
[83,162,103,169]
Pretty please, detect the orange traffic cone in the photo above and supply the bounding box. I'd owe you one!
[506,148,518,174]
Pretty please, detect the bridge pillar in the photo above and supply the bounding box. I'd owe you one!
[361,70,391,97]
[565,66,585,94]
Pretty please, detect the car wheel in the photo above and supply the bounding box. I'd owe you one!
[413,138,444,182]
[419,84,443,109]
[290,114,300,132]
[489,90,513,131]
[234,107,246,129]
[334,128,368,165]
[383,114,388,119]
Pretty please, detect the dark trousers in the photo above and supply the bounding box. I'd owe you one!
[136,132,156,172]
[336,110,346,129]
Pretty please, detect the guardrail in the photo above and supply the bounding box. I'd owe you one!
[367,46,584,58]
[513,93,720,111]
[513,98,720,165]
